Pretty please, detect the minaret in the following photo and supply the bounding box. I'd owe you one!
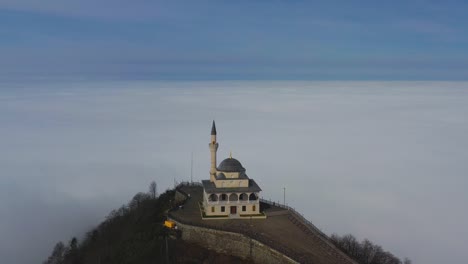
[209,120,218,182]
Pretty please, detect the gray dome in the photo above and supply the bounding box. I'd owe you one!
[217,158,246,172]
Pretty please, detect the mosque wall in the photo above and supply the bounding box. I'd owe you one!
[214,179,249,188]
[204,202,260,216]
[220,172,240,178]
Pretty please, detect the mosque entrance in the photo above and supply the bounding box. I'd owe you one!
[230,206,237,214]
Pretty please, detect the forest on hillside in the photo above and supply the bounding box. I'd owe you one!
[43,182,250,264]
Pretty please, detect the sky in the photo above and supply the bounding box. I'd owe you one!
[1,81,468,264]
[1,0,468,81]
[1,1,468,264]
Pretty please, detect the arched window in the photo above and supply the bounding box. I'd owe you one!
[208,194,218,202]
[220,194,228,201]
[229,193,238,201]
[239,193,248,201]
[249,193,258,201]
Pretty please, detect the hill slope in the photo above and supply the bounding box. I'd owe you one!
[43,188,251,264]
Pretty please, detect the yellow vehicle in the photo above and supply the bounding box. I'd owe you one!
[164,220,176,229]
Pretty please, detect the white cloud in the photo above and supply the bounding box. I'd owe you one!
[1,81,468,263]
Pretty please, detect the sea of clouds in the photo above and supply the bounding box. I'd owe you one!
[1,81,467,264]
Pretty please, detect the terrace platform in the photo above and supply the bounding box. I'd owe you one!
[169,184,357,264]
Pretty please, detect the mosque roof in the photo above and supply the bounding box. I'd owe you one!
[202,179,262,193]
[217,157,246,173]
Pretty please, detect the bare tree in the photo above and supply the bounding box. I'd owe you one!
[44,242,66,264]
[130,192,150,209]
[403,258,412,264]
[360,239,377,264]
[149,181,157,199]
[64,237,79,264]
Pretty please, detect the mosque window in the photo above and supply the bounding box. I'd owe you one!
[220,194,227,201]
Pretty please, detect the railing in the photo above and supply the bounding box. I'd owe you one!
[260,198,355,263]
[260,198,329,241]
[205,200,258,205]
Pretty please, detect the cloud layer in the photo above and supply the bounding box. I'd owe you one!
[1,81,467,263]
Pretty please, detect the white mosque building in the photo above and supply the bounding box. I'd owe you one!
[202,121,263,218]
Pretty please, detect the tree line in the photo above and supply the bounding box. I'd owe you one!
[330,233,411,264]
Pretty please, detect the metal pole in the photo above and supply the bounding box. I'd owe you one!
[191,152,193,183]
[283,187,286,205]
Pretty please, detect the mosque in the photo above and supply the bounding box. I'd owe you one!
[202,121,263,218]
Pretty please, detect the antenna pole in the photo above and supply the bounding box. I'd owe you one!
[191,152,193,183]
[283,187,286,205]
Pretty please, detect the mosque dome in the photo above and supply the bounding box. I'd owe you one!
[217,157,246,172]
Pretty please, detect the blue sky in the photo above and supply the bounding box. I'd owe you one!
[1,0,468,80]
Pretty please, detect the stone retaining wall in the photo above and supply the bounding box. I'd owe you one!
[173,220,297,264]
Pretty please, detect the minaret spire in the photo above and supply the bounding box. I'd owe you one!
[211,120,217,135]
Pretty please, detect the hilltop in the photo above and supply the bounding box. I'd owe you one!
[44,182,410,264]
